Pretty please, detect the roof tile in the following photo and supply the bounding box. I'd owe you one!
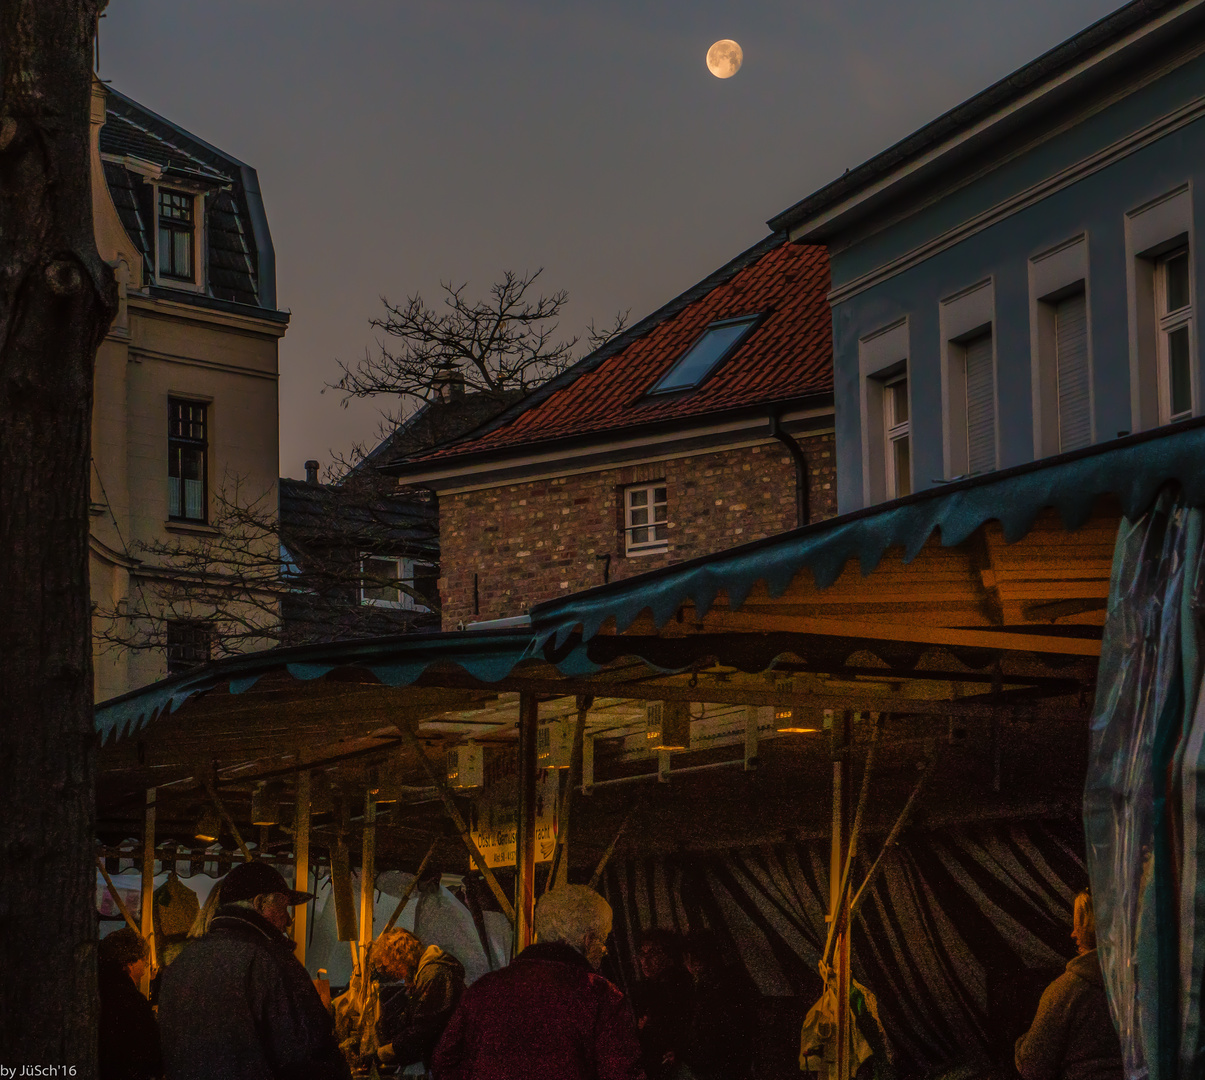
[417,239,830,462]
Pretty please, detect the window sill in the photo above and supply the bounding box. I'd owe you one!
[164,519,219,536]
[626,546,669,558]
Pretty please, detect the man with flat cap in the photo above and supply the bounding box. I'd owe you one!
[158,860,349,1080]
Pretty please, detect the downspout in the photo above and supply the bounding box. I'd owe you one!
[768,414,809,527]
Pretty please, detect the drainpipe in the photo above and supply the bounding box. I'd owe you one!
[768,415,809,527]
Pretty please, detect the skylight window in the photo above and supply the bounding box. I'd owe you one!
[648,315,759,394]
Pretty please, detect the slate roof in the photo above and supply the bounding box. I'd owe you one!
[278,479,437,551]
[99,88,273,311]
[361,390,527,472]
[399,236,831,466]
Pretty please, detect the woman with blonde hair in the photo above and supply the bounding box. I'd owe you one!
[373,927,465,1074]
[1015,890,1123,1080]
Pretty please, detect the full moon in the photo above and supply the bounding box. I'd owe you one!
[706,39,743,79]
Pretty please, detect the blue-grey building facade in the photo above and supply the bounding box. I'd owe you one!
[772,0,1205,513]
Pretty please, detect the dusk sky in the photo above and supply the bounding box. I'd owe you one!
[99,0,1123,479]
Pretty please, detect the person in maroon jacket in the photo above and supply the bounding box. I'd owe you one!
[431,885,644,1080]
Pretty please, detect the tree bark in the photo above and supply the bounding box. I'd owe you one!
[0,2,117,1074]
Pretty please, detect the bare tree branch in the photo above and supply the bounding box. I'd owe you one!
[331,269,592,413]
[94,470,439,660]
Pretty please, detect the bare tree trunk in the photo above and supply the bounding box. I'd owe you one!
[0,1,117,1073]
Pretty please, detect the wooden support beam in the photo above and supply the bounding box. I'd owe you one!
[202,776,252,862]
[292,770,311,963]
[830,714,852,1080]
[589,800,642,891]
[140,789,157,994]
[547,695,589,893]
[400,726,515,923]
[96,857,140,935]
[515,692,539,954]
[382,841,438,937]
[359,787,377,975]
[412,671,1092,718]
[684,610,1102,656]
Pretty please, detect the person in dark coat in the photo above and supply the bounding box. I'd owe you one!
[680,929,756,1080]
[98,928,163,1080]
[1015,890,1123,1080]
[629,929,693,1080]
[374,927,466,1072]
[158,860,349,1080]
[431,884,644,1080]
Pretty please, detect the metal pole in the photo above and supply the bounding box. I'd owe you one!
[515,692,539,953]
[140,788,157,995]
[292,770,311,962]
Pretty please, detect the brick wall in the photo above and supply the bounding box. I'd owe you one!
[437,433,836,628]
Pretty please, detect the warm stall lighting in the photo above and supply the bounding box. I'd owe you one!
[537,718,572,768]
[775,705,822,734]
[647,700,691,750]
[195,805,220,842]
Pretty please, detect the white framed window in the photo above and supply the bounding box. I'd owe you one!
[360,556,437,610]
[168,398,207,522]
[883,374,911,498]
[858,318,909,507]
[1157,247,1193,423]
[624,483,668,556]
[158,189,196,282]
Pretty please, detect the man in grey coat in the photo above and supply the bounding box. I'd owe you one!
[1016,890,1123,1080]
[158,861,349,1080]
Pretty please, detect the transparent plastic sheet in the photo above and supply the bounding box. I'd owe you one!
[1086,488,1197,1080]
[1176,510,1205,1080]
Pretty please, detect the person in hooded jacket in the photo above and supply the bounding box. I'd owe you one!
[374,927,466,1073]
[97,928,163,1080]
[157,860,349,1080]
[1015,890,1123,1080]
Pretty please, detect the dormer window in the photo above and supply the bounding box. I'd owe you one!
[648,315,759,394]
[158,189,195,282]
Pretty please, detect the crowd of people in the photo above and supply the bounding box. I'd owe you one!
[96,859,1121,1080]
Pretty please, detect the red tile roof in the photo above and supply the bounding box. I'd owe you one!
[410,237,831,462]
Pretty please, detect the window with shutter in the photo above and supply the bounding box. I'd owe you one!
[963,332,995,474]
[1055,293,1091,451]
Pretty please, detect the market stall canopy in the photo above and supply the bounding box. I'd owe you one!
[94,419,1205,854]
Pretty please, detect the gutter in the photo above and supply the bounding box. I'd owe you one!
[383,393,834,488]
[768,414,810,527]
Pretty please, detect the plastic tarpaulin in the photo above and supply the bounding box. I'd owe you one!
[1085,487,1205,1080]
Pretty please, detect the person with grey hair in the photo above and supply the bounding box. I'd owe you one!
[1015,890,1123,1080]
[431,885,644,1080]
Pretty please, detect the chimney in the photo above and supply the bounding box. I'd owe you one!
[305,460,320,485]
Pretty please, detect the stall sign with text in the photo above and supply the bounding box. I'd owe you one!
[470,769,559,868]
